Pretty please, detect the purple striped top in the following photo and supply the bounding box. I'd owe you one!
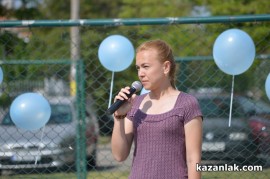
[127,92,202,179]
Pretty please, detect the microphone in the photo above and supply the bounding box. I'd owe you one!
[107,81,142,115]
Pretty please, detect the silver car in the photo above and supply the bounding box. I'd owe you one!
[0,96,99,172]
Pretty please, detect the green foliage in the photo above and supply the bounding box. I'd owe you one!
[120,0,192,18]
[0,31,24,58]
[0,93,12,108]
[80,0,123,18]
[0,0,42,19]
[191,0,270,15]
[40,0,71,19]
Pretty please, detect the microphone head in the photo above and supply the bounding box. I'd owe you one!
[131,81,142,92]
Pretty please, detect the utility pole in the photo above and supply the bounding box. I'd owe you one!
[71,2,87,179]
[70,0,80,97]
[71,3,87,179]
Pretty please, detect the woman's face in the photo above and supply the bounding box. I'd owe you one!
[136,49,168,90]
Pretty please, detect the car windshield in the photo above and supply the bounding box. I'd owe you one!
[198,97,245,118]
[1,104,72,125]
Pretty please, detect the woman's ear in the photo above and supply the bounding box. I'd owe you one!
[163,61,171,75]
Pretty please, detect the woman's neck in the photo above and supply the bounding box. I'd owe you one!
[149,86,179,100]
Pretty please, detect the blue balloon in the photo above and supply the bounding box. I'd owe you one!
[140,87,150,95]
[10,93,51,131]
[98,35,135,72]
[0,66,3,85]
[213,29,255,75]
[266,73,270,101]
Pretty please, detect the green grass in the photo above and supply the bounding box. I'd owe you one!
[3,169,270,179]
[88,171,129,179]
[0,172,78,179]
[1,171,129,179]
[202,169,270,179]
[98,135,111,145]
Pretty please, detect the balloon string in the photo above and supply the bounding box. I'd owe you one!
[108,71,115,108]
[35,126,45,165]
[228,75,235,127]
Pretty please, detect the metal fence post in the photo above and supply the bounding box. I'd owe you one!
[75,59,87,179]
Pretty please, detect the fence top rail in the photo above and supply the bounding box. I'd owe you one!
[0,54,269,64]
[1,14,270,28]
[0,59,72,65]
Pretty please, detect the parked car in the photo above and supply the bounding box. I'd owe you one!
[193,92,268,165]
[246,99,270,160]
[0,96,99,173]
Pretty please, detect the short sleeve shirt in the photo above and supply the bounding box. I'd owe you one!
[127,92,202,179]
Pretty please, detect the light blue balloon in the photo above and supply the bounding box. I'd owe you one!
[140,87,150,95]
[0,66,3,84]
[266,73,270,101]
[98,35,135,72]
[10,93,51,131]
[213,29,255,75]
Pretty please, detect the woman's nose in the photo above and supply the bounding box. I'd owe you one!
[138,70,145,77]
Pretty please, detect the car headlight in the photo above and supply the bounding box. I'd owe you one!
[229,132,248,141]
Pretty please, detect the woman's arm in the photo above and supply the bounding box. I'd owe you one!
[111,116,134,162]
[185,116,203,179]
[111,87,136,162]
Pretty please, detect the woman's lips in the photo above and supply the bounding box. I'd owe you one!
[141,81,148,85]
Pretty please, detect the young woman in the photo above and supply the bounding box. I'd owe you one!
[111,39,203,179]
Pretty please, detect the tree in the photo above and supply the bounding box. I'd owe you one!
[0,0,42,19]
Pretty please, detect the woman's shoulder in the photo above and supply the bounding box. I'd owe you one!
[178,91,200,104]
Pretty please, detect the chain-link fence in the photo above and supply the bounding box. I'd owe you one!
[0,15,270,178]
